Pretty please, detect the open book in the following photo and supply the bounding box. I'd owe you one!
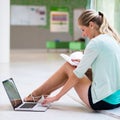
[60,51,84,66]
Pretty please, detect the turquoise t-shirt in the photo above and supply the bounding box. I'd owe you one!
[103,90,120,104]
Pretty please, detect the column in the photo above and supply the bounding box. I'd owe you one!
[0,0,10,63]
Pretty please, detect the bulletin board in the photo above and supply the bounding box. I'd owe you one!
[50,7,69,32]
[11,5,46,25]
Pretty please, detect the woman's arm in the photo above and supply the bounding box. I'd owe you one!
[41,73,79,105]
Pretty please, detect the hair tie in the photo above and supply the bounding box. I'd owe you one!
[98,11,103,17]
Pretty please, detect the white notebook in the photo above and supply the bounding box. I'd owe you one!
[60,51,84,66]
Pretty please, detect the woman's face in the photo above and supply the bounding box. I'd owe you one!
[79,22,99,39]
[80,25,92,39]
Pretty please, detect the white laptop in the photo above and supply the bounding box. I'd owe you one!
[2,78,49,112]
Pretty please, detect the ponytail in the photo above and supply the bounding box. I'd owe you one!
[99,12,120,43]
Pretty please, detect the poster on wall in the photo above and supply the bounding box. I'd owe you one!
[11,5,46,26]
[50,7,69,32]
[73,9,84,40]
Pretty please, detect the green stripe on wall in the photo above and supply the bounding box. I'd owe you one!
[10,0,87,35]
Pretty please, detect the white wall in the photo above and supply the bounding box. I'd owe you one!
[0,0,10,63]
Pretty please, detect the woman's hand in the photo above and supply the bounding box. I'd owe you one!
[71,59,80,65]
[41,95,59,106]
[71,59,80,62]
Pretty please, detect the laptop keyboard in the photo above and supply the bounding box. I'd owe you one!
[20,103,36,108]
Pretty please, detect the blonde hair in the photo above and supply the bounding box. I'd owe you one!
[78,9,120,43]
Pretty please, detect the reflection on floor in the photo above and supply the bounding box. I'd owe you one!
[0,50,118,120]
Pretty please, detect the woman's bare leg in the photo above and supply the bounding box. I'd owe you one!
[74,75,91,107]
[24,62,76,102]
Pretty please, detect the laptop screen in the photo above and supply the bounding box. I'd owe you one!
[2,78,23,109]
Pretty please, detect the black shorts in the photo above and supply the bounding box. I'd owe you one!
[88,86,120,110]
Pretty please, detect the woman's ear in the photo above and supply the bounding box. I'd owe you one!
[89,21,94,29]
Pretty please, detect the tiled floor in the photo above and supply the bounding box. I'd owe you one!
[0,50,118,120]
